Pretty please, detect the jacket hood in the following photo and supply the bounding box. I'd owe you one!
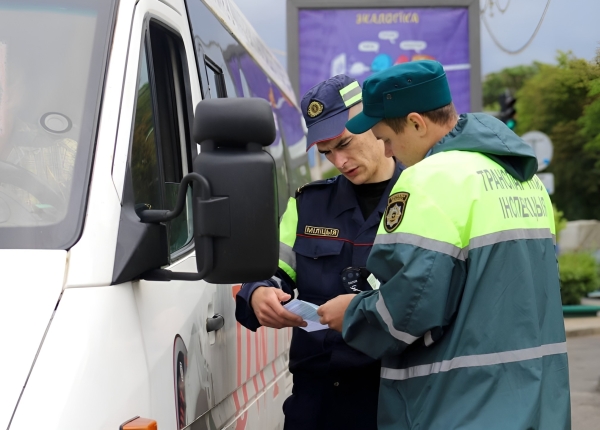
[431,113,538,181]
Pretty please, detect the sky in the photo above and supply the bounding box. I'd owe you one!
[232,0,600,77]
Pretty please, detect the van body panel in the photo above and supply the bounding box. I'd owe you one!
[3,0,308,427]
[9,285,150,430]
[187,352,289,429]
[0,250,66,429]
[64,0,135,288]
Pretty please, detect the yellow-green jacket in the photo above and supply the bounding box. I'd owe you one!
[343,113,571,430]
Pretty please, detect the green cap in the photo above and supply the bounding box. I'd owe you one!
[346,60,452,134]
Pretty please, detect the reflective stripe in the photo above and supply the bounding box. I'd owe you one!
[280,198,298,248]
[339,81,362,107]
[271,276,283,289]
[278,198,298,282]
[279,242,296,271]
[278,259,296,282]
[375,232,465,260]
[339,80,360,96]
[381,342,567,381]
[375,294,419,345]
[467,228,555,251]
[343,89,362,107]
[375,228,556,261]
[424,331,434,347]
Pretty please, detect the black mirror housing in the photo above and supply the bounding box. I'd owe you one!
[193,145,278,283]
[192,98,279,283]
[136,98,279,284]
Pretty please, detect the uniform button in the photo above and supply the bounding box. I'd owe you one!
[333,382,339,387]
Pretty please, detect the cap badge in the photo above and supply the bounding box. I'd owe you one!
[307,101,324,118]
[384,192,410,233]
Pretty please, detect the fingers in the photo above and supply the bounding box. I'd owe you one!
[252,287,306,329]
[272,288,292,302]
[316,303,325,317]
[265,301,305,327]
[316,300,343,332]
[316,303,329,325]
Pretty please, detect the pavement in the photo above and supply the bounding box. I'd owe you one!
[568,334,600,430]
[564,316,600,338]
[565,298,600,429]
[564,298,600,338]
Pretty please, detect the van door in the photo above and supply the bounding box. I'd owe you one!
[111,1,233,427]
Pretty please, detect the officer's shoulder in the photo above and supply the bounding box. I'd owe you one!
[295,176,339,198]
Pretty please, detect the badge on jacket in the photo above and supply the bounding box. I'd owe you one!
[304,225,339,237]
[384,192,409,232]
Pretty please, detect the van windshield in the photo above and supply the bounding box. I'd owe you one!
[0,0,115,249]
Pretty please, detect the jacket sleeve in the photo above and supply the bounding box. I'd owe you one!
[235,197,299,331]
[342,181,467,359]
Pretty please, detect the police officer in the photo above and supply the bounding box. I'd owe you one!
[235,75,402,430]
[318,61,571,429]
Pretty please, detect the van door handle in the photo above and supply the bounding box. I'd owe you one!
[206,314,224,332]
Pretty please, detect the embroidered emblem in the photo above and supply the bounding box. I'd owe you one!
[384,192,409,233]
[304,225,339,237]
[307,100,324,118]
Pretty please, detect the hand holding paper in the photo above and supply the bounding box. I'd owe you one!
[284,299,328,332]
[250,287,306,329]
[316,294,356,332]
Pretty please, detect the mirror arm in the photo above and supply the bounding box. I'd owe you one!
[137,172,210,223]
[140,267,210,282]
[138,172,229,282]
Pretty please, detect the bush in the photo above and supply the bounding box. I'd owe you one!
[558,252,599,305]
[321,166,339,180]
[553,204,567,242]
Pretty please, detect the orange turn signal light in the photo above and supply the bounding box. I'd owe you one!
[120,416,157,430]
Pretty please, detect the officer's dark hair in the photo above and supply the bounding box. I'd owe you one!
[381,102,457,133]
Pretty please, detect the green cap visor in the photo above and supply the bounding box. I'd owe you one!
[345,61,452,135]
[346,111,382,135]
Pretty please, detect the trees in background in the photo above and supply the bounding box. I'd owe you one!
[482,64,539,110]
[483,51,600,221]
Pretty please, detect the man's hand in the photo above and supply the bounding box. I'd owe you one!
[250,287,307,329]
[317,294,355,332]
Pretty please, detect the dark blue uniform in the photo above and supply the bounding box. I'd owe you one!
[236,163,402,430]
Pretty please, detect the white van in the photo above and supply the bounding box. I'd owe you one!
[0,0,311,429]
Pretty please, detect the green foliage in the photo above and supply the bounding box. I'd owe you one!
[558,252,599,305]
[579,76,600,166]
[507,51,600,220]
[553,204,568,241]
[321,166,339,180]
[516,52,600,134]
[482,64,540,109]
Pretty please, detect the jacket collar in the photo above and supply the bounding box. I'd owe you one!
[377,161,403,215]
[331,160,403,219]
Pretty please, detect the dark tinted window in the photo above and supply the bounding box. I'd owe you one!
[130,22,193,256]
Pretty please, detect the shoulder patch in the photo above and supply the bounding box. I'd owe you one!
[295,176,338,197]
[384,192,409,233]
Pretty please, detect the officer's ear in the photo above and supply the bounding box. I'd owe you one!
[406,113,427,136]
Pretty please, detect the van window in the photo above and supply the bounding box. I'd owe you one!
[204,56,227,98]
[130,21,193,256]
[0,0,116,249]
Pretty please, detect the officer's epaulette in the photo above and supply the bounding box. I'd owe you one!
[295,176,338,198]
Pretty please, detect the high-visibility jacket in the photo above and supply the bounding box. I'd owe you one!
[343,113,571,430]
[235,163,402,430]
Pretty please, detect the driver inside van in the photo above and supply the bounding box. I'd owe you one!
[0,43,77,222]
[235,75,403,430]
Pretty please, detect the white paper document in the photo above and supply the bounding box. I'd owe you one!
[284,299,328,332]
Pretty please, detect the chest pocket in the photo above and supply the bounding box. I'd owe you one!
[293,236,346,305]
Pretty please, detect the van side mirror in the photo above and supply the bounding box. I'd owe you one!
[139,98,279,283]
